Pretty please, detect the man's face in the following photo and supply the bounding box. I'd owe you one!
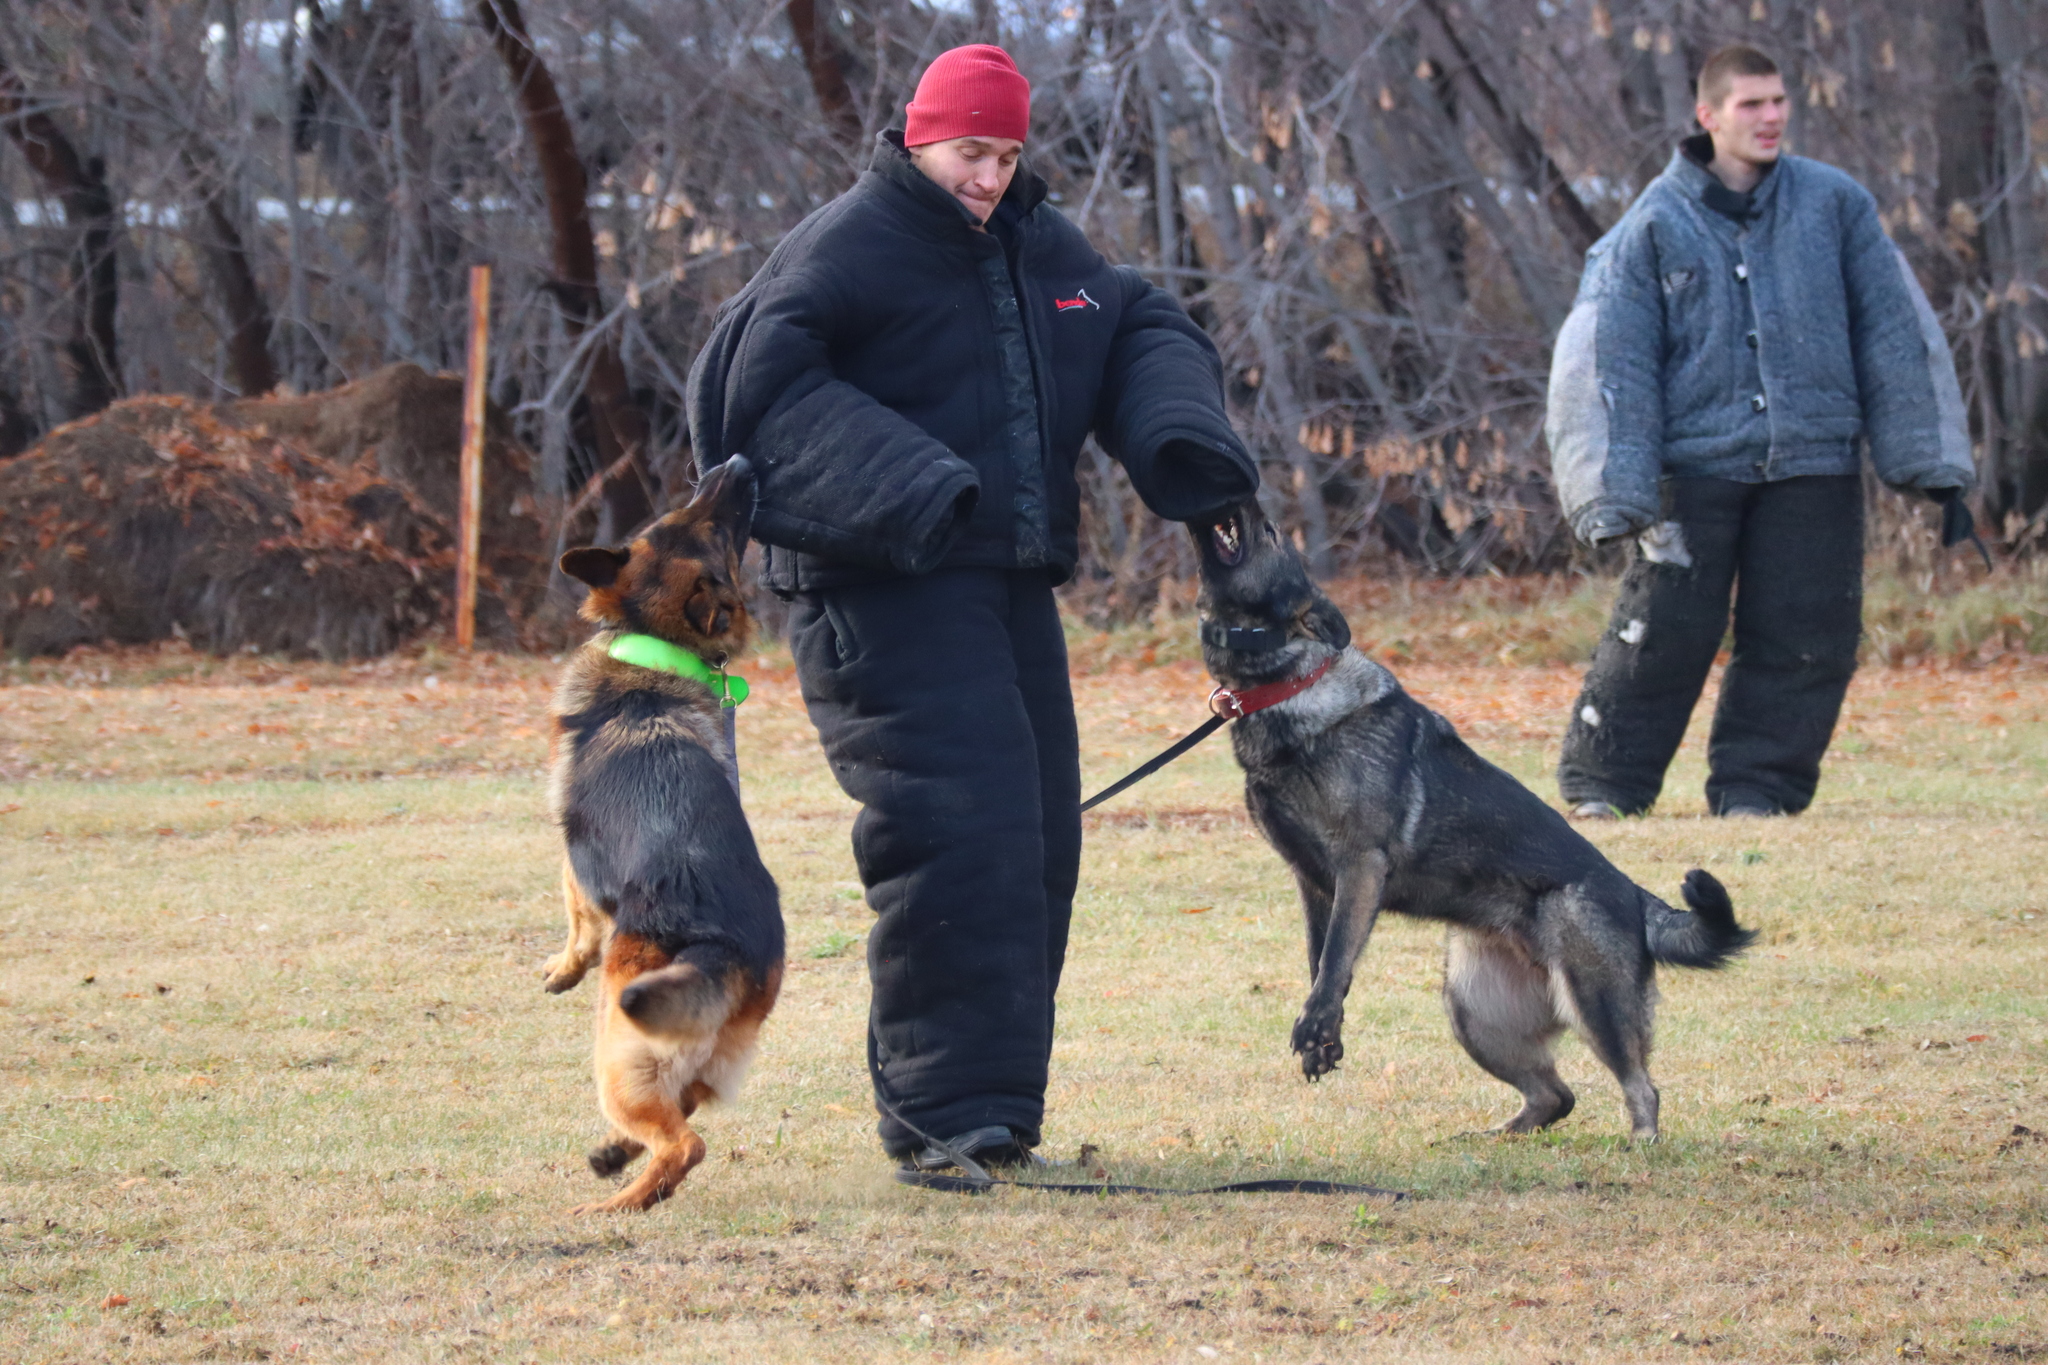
[1697,73,1788,167]
[908,136,1024,223]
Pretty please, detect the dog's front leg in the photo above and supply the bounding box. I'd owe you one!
[1291,868,1334,979]
[1291,850,1387,1081]
[543,860,609,993]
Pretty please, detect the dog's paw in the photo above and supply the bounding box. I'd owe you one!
[567,1198,634,1215]
[1298,1042,1343,1080]
[569,1180,674,1214]
[541,952,590,994]
[587,1142,638,1178]
[1290,1012,1344,1081]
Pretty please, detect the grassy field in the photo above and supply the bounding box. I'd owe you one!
[1,619,2044,1363]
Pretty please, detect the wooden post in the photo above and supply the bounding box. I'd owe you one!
[455,264,491,651]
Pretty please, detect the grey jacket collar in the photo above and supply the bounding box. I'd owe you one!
[1669,133,1781,224]
[865,130,1048,239]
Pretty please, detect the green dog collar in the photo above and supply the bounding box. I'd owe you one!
[605,633,750,707]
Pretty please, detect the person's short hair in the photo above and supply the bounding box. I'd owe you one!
[1696,44,1780,111]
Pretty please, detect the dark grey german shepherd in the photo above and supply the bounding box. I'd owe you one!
[1191,498,1753,1140]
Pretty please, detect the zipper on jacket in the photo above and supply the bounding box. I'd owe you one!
[977,237,1051,567]
[1011,243,1062,565]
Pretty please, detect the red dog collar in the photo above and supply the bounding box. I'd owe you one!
[1209,657,1333,720]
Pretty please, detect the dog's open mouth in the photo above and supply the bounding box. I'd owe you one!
[1212,516,1244,566]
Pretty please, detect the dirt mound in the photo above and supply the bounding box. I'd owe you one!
[0,364,550,659]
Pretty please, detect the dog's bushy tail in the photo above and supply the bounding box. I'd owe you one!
[1646,869,1756,969]
[616,947,739,1041]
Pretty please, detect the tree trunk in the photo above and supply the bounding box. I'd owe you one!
[0,60,122,416]
[185,150,279,399]
[785,0,864,154]
[477,0,654,544]
[1414,0,1605,260]
[1931,0,2046,526]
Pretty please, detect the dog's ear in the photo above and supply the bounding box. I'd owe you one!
[1304,596,1352,651]
[558,545,631,589]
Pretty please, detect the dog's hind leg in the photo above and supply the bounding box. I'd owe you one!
[543,860,608,994]
[1443,929,1575,1134]
[573,1042,710,1214]
[1547,926,1660,1141]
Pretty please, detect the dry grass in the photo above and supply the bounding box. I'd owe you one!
[1063,559,2048,674]
[1,628,2044,1364]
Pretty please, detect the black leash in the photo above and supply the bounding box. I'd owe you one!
[894,1168,1408,1199]
[1078,715,1226,813]
[878,1097,1406,1200]
[1080,627,1334,813]
[1966,527,1994,572]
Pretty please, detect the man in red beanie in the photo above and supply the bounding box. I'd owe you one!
[689,44,1256,1175]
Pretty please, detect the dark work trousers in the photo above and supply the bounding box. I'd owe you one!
[1558,474,1864,816]
[786,567,1081,1156]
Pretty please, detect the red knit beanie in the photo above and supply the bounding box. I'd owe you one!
[904,44,1031,147]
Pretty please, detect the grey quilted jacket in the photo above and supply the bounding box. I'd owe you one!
[1545,138,1974,543]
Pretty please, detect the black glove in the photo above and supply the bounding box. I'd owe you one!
[1930,487,1992,569]
[1931,487,1972,547]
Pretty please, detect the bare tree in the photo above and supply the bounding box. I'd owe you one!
[0,0,2035,607]
[477,0,654,543]
[0,53,121,415]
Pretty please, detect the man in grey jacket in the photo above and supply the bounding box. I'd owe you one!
[1545,43,1976,819]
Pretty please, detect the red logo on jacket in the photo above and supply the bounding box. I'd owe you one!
[1053,289,1100,312]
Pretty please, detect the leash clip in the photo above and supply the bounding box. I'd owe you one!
[1208,685,1246,720]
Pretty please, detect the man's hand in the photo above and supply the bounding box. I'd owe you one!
[1930,487,1972,547]
[1930,487,1992,569]
[1576,508,1651,546]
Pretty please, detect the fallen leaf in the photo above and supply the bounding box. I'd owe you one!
[0,804,20,816]
[1510,1297,1546,1308]
[101,1293,129,1309]
[1180,906,1211,915]
[1966,1034,1989,1043]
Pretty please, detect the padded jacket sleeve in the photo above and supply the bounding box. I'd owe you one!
[1093,266,1258,521]
[1839,191,1976,493]
[1545,221,1666,543]
[685,264,981,575]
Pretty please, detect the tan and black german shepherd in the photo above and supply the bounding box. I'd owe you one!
[1190,495,1754,1140]
[543,457,783,1212]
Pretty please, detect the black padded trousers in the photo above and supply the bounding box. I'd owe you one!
[1557,474,1864,816]
[787,568,1081,1157]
